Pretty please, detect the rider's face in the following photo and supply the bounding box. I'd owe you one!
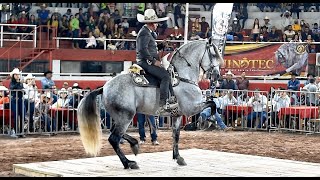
[151,23,158,31]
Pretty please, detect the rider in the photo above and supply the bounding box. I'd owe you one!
[136,9,178,113]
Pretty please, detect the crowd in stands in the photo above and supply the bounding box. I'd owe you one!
[3,3,320,52]
[228,3,320,52]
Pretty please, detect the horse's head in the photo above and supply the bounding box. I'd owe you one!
[200,38,224,82]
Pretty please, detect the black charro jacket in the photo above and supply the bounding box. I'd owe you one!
[136,25,165,64]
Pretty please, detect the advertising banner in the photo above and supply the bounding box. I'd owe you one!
[221,43,309,76]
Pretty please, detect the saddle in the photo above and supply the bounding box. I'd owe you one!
[128,53,180,88]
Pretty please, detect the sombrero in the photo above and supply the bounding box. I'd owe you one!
[10,68,21,77]
[137,9,169,23]
[24,73,35,82]
[58,88,68,94]
[225,70,234,76]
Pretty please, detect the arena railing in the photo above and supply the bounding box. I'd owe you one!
[270,89,320,135]
[0,23,37,48]
[1,88,318,137]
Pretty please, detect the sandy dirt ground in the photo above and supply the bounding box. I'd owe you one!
[1,129,320,177]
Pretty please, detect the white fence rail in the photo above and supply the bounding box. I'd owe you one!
[0,23,37,48]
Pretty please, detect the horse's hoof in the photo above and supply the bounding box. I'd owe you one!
[176,157,187,166]
[130,144,140,155]
[128,161,140,169]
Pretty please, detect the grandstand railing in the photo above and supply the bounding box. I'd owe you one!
[0,23,37,48]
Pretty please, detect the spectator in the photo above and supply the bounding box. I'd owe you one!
[96,32,106,49]
[220,70,238,90]
[157,10,168,35]
[305,34,316,53]
[64,9,73,21]
[17,11,29,34]
[137,3,145,15]
[236,71,249,90]
[41,70,55,91]
[268,26,280,42]
[137,113,160,145]
[199,17,211,39]
[251,18,260,41]
[59,15,71,37]
[67,84,83,108]
[256,3,266,12]
[37,4,50,25]
[237,3,248,29]
[287,72,300,105]
[35,93,56,134]
[0,86,9,105]
[28,14,38,27]
[52,88,69,108]
[16,3,31,16]
[165,3,175,28]
[305,73,315,86]
[188,25,201,40]
[47,14,59,38]
[290,3,300,19]
[121,18,129,34]
[284,25,296,41]
[85,31,97,49]
[62,82,69,89]
[302,78,318,106]
[71,13,80,49]
[221,90,238,126]
[174,3,185,28]
[9,68,26,138]
[7,14,19,39]
[52,8,62,21]
[78,8,86,30]
[301,26,314,41]
[247,89,268,128]
[281,10,293,31]
[290,33,302,42]
[262,16,272,33]
[85,6,98,22]
[292,19,301,33]
[23,73,38,133]
[227,18,243,41]
[270,88,290,127]
[192,17,202,36]
[260,26,269,42]
[111,9,121,25]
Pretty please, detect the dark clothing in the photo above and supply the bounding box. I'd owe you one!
[10,81,24,99]
[136,25,173,105]
[136,26,160,64]
[268,31,280,42]
[11,98,26,134]
[137,60,170,105]
[236,77,249,90]
[221,79,237,90]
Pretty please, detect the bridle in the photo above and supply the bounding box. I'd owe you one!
[172,41,220,86]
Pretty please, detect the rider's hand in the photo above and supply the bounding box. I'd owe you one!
[154,60,162,67]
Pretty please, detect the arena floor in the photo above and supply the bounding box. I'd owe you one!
[12,149,320,177]
[1,130,320,177]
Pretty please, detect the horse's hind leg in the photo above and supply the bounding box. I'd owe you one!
[123,133,140,155]
[108,123,139,169]
[172,116,187,166]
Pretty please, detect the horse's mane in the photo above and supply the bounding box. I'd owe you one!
[170,40,207,63]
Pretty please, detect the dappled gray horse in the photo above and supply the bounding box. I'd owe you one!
[77,38,224,169]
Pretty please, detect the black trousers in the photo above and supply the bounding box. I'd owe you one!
[137,60,170,106]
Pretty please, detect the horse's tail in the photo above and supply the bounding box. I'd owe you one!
[77,87,104,157]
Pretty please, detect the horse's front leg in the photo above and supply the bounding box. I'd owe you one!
[172,116,187,166]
